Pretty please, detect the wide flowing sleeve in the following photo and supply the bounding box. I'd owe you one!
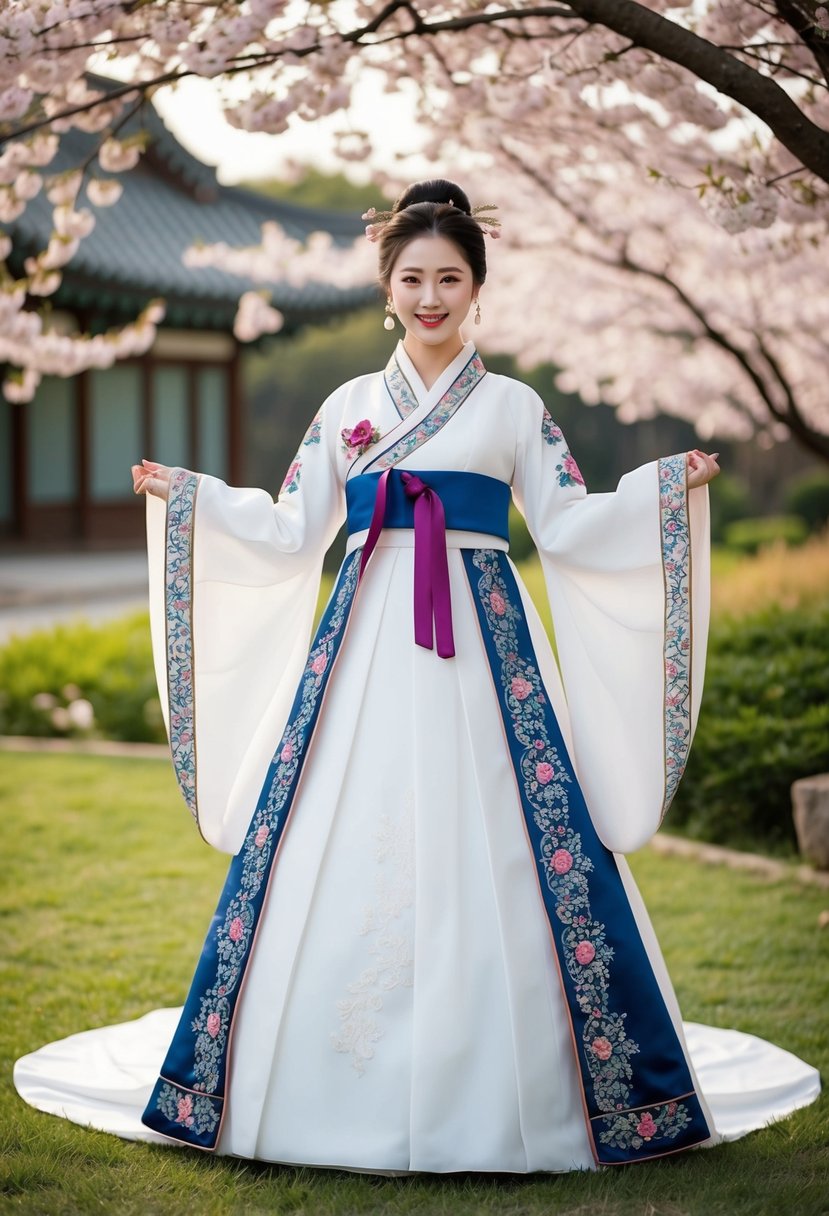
[145,393,346,854]
[508,384,710,854]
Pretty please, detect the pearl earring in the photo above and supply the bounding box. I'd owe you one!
[383,297,396,331]
[474,299,482,326]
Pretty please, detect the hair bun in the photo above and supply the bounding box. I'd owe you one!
[394,179,472,216]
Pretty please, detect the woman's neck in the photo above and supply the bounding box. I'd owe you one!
[402,333,466,391]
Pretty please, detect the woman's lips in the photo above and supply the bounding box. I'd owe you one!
[415,313,448,328]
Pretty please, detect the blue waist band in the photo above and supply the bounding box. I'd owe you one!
[346,469,511,541]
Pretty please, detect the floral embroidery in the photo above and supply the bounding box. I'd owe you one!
[165,468,200,829]
[331,791,415,1075]
[658,455,692,820]
[341,418,381,460]
[469,548,642,1118]
[280,458,301,494]
[156,1082,219,1136]
[163,554,360,1102]
[555,451,585,488]
[596,1097,693,1151]
[366,351,486,471]
[541,408,564,446]
[384,355,419,419]
[302,411,323,446]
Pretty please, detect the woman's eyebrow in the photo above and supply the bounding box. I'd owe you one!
[399,266,465,273]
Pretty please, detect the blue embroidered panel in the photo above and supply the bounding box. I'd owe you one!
[142,549,362,1149]
[363,351,486,473]
[384,353,419,420]
[657,455,693,821]
[165,469,201,832]
[462,548,711,1166]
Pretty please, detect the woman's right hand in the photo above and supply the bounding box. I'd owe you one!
[131,459,171,500]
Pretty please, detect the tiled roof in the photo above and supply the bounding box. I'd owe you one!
[5,77,378,330]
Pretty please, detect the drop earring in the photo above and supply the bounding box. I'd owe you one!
[474,298,482,326]
[383,297,396,330]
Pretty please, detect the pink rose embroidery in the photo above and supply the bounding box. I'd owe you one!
[254,825,269,848]
[637,1112,657,1140]
[280,741,293,762]
[206,1012,221,1038]
[575,941,595,965]
[176,1094,193,1123]
[551,848,573,874]
[228,916,244,942]
[311,653,327,675]
[511,676,532,700]
[536,761,555,785]
[591,1036,612,1060]
[489,591,506,615]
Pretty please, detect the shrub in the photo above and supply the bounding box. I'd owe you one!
[708,472,752,543]
[669,601,829,852]
[0,612,164,743]
[785,470,829,533]
[723,514,808,554]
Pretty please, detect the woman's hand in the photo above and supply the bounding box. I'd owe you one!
[131,459,171,501]
[686,449,720,489]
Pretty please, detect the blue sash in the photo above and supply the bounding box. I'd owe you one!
[346,469,510,540]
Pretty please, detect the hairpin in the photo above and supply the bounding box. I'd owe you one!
[362,201,501,242]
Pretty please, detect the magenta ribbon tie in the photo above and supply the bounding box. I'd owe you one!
[358,469,456,659]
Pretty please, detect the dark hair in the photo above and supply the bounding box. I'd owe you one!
[376,179,487,288]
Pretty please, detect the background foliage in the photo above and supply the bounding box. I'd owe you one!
[1,537,827,856]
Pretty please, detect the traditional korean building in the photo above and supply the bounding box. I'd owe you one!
[1,80,375,546]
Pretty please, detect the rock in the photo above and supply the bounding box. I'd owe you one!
[792,774,829,870]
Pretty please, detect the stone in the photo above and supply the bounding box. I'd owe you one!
[792,773,829,870]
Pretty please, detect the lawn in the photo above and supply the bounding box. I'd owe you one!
[1,752,827,1216]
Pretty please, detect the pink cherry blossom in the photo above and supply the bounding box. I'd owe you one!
[228,916,244,942]
[280,741,294,762]
[591,1036,612,1060]
[206,1012,221,1038]
[575,941,596,965]
[176,1094,193,1123]
[536,761,555,785]
[254,825,269,848]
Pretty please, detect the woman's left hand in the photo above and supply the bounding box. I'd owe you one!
[686,449,720,489]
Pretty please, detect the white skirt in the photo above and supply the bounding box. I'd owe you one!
[14,542,821,1172]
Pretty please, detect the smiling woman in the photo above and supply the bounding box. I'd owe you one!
[14,178,818,1176]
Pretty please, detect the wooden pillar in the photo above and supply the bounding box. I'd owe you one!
[11,398,27,541]
[77,368,91,543]
[228,340,243,485]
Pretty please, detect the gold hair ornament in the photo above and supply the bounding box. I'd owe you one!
[362,201,501,242]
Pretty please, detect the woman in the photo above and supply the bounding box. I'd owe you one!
[15,179,819,1173]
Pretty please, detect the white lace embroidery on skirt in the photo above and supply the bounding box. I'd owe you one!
[330,789,415,1075]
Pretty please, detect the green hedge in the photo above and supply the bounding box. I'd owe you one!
[2,598,827,856]
[0,612,164,743]
[722,514,808,554]
[669,601,829,852]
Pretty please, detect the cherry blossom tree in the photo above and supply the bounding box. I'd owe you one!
[0,1,827,455]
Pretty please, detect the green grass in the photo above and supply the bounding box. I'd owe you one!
[1,752,827,1216]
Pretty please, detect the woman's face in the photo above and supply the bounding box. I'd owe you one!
[388,234,477,349]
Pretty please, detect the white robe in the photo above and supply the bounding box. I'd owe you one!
[14,340,820,1173]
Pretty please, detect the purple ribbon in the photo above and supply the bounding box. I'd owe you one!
[358,469,455,659]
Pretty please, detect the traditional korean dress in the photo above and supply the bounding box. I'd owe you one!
[14,340,819,1173]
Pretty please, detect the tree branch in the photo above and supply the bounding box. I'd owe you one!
[560,0,829,185]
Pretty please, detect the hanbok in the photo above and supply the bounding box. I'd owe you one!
[14,340,820,1173]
